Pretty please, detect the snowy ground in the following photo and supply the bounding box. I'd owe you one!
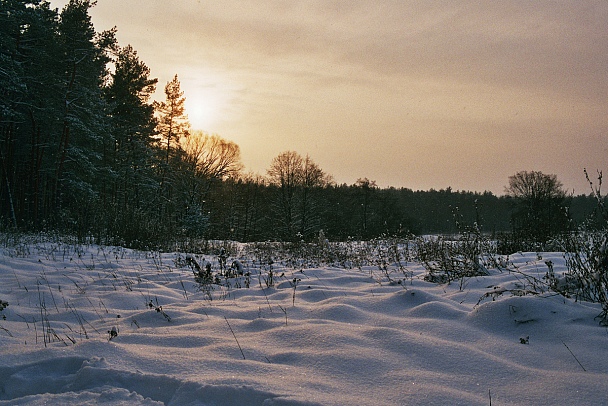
[0,237,607,405]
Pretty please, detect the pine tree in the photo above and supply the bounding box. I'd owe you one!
[154,74,189,169]
[53,0,115,235]
[0,0,47,227]
[102,44,158,244]
[1,1,65,227]
[153,74,190,231]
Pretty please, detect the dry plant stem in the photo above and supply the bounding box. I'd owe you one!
[11,267,23,289]
[224,316,245,360]
[291,278,300,306]
[179,279,189,300]
[261,287,273,312]
[562,340,586,372]
[0,324,13,337]
[278,304,287,325]
[37,283,47,347]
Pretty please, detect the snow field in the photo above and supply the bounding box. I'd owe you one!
[0,240,607,405]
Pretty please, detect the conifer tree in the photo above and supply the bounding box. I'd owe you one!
[0,0,60,227]
[102,44,158,243]
[1,0,114,234]
[154,74,190,169]
[153,74,190,231]
[53,0,115,235]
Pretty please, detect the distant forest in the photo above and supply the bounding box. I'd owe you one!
[0,1,602,247]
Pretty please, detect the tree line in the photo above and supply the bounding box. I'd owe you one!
[1,1,602,248]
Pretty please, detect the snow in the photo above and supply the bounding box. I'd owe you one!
[0,238,607,405]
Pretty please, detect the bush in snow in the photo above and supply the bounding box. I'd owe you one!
[559,170,608,324]
[417,225,491,286]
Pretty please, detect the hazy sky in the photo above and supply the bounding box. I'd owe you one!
[50,1,607,195]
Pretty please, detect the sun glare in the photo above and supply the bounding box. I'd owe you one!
[184,91,222,131]
[179,72,235,133]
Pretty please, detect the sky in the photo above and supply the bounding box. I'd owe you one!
[49,0,608,195]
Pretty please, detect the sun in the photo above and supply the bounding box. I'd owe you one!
[179,71,235,132]
[185,90,222,131]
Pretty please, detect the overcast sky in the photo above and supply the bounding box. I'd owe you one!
[51,1,608,195]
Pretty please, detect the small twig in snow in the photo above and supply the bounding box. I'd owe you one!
[562,340,586,372]
[278,304,287,326]
[224,316,245,360]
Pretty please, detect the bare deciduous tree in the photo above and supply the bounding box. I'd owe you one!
[505,170,569,245]
[181,131,243,180]
[177,131,244,236]
[300,155,332,237]
[266,151,332,240]
[267,151,303,240]
[505,171,566,201]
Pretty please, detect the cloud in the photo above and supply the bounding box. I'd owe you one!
[85,1,607,99]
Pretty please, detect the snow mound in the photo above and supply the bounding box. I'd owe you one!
[0,356,313,406]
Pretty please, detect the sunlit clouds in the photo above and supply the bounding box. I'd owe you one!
[51,0,608,194]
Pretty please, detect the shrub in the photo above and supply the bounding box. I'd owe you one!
[559,170,608,324]
[417,228,490,285]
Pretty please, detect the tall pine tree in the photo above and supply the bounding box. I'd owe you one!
[53,0,115,235]
[154,74,189,169]
[154,74,190,232]
[102,44,158,244]
[0,1,62,228]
